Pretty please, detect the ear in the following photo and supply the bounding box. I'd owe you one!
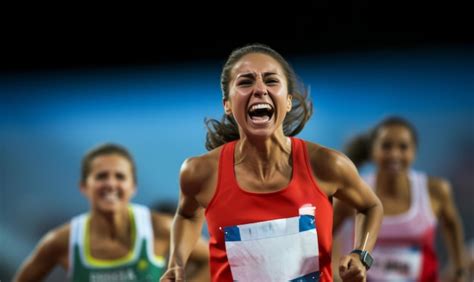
[79,182,87,196]
[286,95,293,112]
[223,99,232,115]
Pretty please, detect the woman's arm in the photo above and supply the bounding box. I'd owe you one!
[153,211,210,282]
[186,236,211,282]
[13,224,69,282]
[332,156,382,251]
[309,144,383,281]
[431,177,467,281]
[333,198,356,236]
[160,156,213,282]
[332,198,357,282]
[333,153,383,281]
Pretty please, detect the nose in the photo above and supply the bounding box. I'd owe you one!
[104,176,119,188]
[253,76,267,97]
[387,147,402,159]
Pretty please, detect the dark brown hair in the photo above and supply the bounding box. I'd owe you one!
[344,116,418,167]
[205,43,313,151]
[81,143,137,184]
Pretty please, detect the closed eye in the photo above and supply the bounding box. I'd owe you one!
[399,143,409,151]
[265,79,279,85]
[115,172,126,181]
[381,142,392,151]
[95,171,109,180]
[237,79,253,86]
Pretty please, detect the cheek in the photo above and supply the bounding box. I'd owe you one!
[232,97,247,110]
[372,147,385,160]
[231,88,252,100]
[373,154,385,164]
[127,187,136,196]
[229,97,248,118]
[83,187,99,201]
[403,151,415,163]
[275,87,288,97]
[91,187,104,198]
[125,184,136,195]
[277,93,292,109]
[84,182,99,195]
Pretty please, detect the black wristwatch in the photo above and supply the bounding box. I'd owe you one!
[351,249,374,270]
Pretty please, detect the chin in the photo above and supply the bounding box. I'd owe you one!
[96,202,124,213]
[246,130,276,140]
[244,122,278,137]
[384,168,407,177]
[250,127,273,135]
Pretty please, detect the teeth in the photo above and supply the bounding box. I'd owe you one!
[250,103,272,111]
[103,191,119,202]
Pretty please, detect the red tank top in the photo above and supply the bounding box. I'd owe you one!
[205,137,333,281]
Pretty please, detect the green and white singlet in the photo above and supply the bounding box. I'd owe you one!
[68,204,166,282]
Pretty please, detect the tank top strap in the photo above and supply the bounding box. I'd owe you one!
[410,170,437,224]
[290,137,303,173]
[130,203,152,242]
[206,140,238,213]
[68,213,87,278]
[409,171,423,214]
[131,203,166,267]
[292,137,331,199]
[220,140,238,189]
[290,137,309,183]
[70,214,87,245]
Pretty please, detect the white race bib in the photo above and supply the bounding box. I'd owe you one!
[224,215,320,282]
[368,245,421,282]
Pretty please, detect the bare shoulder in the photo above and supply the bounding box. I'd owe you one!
[151,211,173,237]
[428,176,453,200]
[180,146,222,196]
[37,222,70,257]
[14,223,71,281]
[304,140,356,183]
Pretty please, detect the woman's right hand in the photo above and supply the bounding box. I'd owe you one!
[160,266,185,282]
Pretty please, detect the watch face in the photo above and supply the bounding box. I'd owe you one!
[362,251,374,268]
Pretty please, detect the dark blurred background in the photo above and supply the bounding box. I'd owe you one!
[1,2,473,281]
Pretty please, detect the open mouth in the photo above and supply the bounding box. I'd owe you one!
[386,161,402,171]
[248,103,274,123]
[101,190,120,203]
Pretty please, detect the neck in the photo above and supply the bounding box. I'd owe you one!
[89,207,131,241]
[376,170,410,196]
[235,133,291,180]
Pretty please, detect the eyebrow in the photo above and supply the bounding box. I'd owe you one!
[236,72,279,79]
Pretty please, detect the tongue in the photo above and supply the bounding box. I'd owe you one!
[250,115,270,123]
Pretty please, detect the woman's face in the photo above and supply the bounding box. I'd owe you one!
[224,53,292,138]
[81,154,136,213]
[372,125,416,175]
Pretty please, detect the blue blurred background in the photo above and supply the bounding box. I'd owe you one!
[1,43,473,281]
